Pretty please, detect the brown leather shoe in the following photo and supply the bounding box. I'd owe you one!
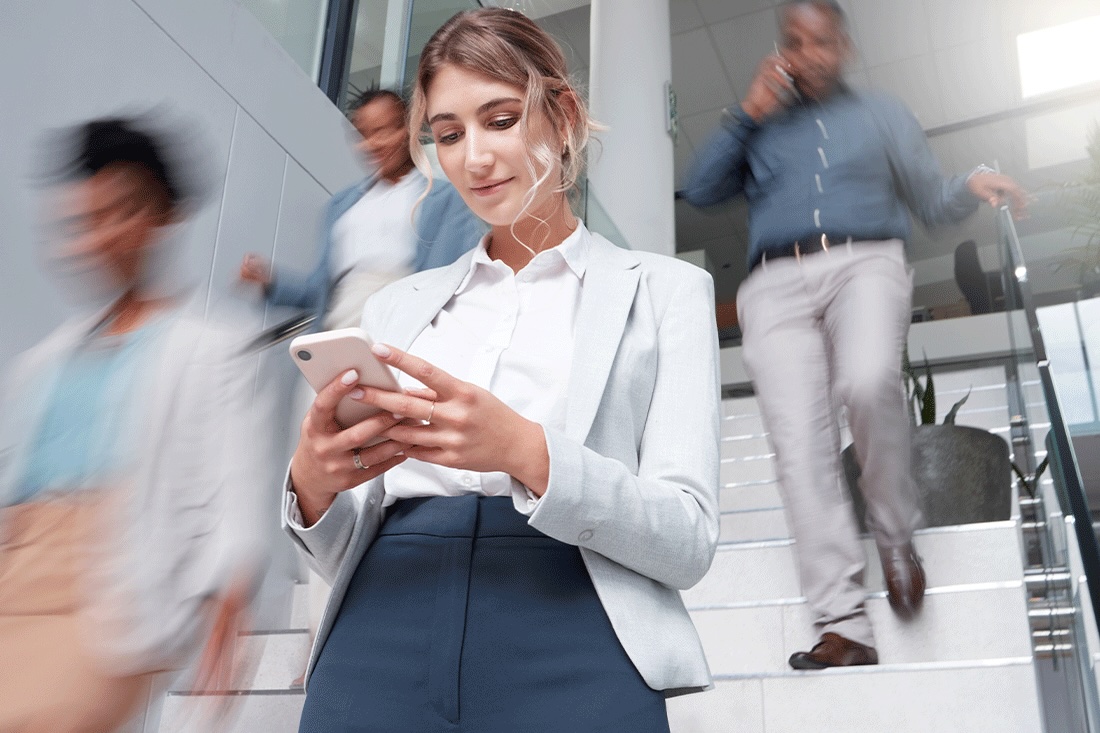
[788,632,879,670]
[881,544,926,619]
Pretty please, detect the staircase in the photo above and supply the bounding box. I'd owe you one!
[668,367,1047,732]
[151,580,309,732]
[148,366,1053,732]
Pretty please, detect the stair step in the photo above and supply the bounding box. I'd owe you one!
[291,580,311,630]
[685,521,1023,607]
[720,457,777,485]
[722,414,766,438]
[720,435,771,460]
[668,659,1040,733]
[158,690,304,733]
[719,481,782,512]
[167,630,309,696]
[720,508,789,543]
[690,584,1031,675]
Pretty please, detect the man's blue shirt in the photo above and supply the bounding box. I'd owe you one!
[680,86,980,268]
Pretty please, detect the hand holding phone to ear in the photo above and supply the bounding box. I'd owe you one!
[742,53,798,123]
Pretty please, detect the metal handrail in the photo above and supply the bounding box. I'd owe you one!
[999,205,1100,732]
[998,205,1100,630]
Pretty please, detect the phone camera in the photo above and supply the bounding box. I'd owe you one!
[297,350,312,361]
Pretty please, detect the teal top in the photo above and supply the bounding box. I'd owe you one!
[11,319,163,505]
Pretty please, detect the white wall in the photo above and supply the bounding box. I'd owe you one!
[0,0,362,363]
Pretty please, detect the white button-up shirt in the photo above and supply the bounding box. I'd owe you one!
[330,169,424,279]
[380,224,588,504]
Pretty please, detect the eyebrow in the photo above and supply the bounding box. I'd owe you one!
[427,97,523,125]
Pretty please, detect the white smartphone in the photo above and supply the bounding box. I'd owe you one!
[290,327,401,428]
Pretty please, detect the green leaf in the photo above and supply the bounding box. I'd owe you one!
[920,356,936,425]
[1011,462,1035,499]
[1035,455,1050,485]
[943,387,971,425]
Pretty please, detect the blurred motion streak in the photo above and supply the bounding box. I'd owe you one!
[0,115,267,732]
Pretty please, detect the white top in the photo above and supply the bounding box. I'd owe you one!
[330,169,424,279]
[380,224,589,505]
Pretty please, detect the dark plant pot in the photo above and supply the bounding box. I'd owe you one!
[841,424,1012,531]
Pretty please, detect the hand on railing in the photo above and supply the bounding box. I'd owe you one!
[968,170,1030,219]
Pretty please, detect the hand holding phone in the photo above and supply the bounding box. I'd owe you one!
[290,328,401,428]
[741,50,798,123]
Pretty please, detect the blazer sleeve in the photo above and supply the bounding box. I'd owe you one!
[280,287,394,583]
[527,268,722,590]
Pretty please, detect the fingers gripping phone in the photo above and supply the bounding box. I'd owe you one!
[290,328,400,428]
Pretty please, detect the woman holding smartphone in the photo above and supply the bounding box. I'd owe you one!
[284,8,721,732]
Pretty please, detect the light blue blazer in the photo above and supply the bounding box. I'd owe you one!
[265,174,485,325]
[283,230,722,694]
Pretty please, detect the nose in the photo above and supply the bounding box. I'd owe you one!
[463,129,493,173]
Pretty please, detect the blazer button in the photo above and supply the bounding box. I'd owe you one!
[578,529,594,542]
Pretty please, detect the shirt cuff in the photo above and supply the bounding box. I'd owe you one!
[721,105,760,135]
[282,470,331,533]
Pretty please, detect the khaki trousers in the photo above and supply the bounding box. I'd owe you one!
[737,240,922,647]
[0,496,155,733]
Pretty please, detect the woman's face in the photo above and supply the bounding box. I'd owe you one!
[425,64,562,228]
[53,166,167,291]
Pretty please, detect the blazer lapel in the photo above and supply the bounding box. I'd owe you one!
[388,251,476,351]
[566,235,641,442]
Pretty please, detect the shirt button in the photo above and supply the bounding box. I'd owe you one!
[578,529,594,542]
[462,474,475,487]
[368,498,376,506]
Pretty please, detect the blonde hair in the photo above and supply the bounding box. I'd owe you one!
[409,8,598,248]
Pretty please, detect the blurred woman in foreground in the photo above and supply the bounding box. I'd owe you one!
[0,118,264,732]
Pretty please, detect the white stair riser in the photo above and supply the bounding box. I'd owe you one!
[692,586,1032,675]
[685,524,1024,607]
[668,663,1042,733]
[158,692,304,733]
[720,508,789,543]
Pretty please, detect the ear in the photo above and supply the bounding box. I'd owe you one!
[555,90,581,148]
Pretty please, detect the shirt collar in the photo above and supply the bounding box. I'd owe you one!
[454,222,590,295]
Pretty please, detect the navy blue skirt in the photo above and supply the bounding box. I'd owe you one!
[299,495,669,733]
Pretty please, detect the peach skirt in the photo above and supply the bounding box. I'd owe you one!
[0,495,154,733]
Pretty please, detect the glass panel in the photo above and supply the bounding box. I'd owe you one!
[998,204,1100,732]
[401,0,481,94]
[240,0,329,81]
[343,1,395,111]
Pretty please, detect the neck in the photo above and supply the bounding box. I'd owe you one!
[101,287,168,336]
[801,78,844,103]
[381,159,416,185]
[488,197,578,273]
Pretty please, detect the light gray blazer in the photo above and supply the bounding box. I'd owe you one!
[0,296,267,674]
[284,231,722,694]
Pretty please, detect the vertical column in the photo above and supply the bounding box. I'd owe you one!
[587,0,675,256]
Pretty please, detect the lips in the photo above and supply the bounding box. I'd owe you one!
[470,178,514,197]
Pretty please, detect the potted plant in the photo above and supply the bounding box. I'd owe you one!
[1050,123,1100,298]
[842,353,1013,530]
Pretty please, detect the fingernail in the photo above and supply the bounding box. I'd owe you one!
[371,343,392,358]
[350,389,364,399]
[341,370,359,385]
[392,413,404,420]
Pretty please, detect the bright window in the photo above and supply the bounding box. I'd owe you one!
[1018,15,1100,98]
